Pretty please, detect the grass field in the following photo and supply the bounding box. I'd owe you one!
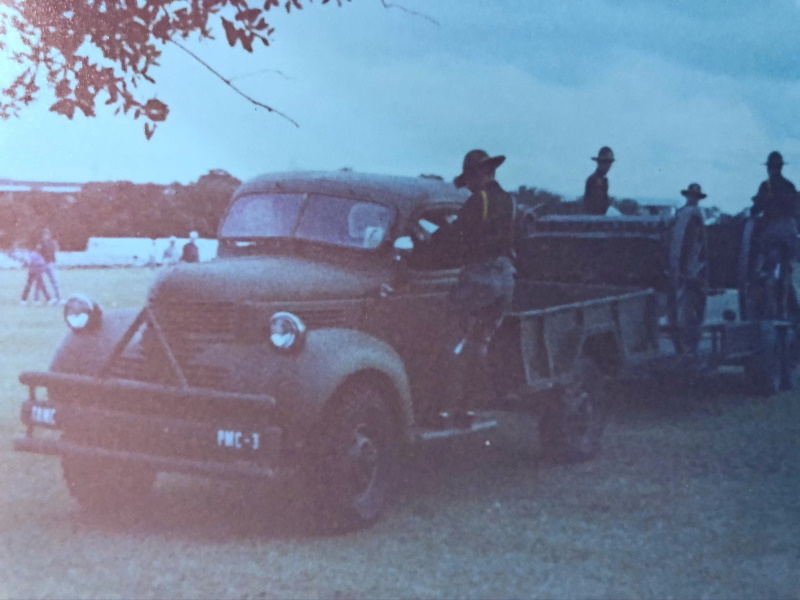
[0,268,799,599]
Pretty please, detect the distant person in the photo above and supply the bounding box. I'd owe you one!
[751,151,798,264]
[181,231,200,263]
[146,238,158,269]
[162,236,179,266]
[36,228,62,304]
[10,243,51,306]
[680,182,707,209]
[583,146,615,215]
[751,151,799,319]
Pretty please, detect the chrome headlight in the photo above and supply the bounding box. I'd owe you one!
[63,294,102,332]
[269,312,306,352]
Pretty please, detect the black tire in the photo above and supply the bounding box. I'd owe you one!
[667,207,709,354]
[744,322,786,396]
[307,379,399,532]
[737,217,789,321]
[737,217,759,320]
[539,357,608,463]
[61,452,156,513]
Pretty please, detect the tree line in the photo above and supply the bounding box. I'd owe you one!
[1,172,647,252]
[0,169,241,251]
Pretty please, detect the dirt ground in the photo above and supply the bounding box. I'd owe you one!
[1,269,799,600]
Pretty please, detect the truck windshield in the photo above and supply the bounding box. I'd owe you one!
[219,193,394,250]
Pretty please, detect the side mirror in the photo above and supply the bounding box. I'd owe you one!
[393,236,414,258]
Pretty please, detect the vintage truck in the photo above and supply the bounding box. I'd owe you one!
[13,172,794,531]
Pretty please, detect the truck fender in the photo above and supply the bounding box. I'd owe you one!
[292,328,414,443]
[49,308,140,376]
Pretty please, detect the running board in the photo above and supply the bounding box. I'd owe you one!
[411,416,498,442]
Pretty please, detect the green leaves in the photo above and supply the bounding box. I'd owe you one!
[1,0,351,135]
[49,99,76,119]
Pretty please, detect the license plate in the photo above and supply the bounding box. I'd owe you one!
[30,405,56,426]
[216,429,260,451]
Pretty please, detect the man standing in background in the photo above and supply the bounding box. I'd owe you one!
[37,228,62,305]
[583,146,615,215]
[181,231,200,263]
[162,236,180,266]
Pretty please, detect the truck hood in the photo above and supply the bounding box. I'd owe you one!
[148,256,387,304]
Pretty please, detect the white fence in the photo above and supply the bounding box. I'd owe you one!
[2,237,219,269]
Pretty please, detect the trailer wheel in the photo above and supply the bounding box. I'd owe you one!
[667,207,708,354]
[306,379,399,532]
[539,357,608,463]
[744,322,786,396]
[61,449,156,513]
[737,217,759,320]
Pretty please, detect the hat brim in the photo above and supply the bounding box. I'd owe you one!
[592,156,615,162]
[454,155,505,188]
[681,190,707,199]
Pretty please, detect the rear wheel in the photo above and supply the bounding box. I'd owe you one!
[307,379,399,532]
[539,358,608,463]
[667,207,708,354]
[744,323,786,396]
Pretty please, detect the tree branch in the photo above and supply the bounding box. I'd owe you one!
[379,0,439,26]
[229,67,292,82]
[168,38,299,128]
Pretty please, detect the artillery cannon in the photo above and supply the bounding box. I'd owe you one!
[516,206,708,354]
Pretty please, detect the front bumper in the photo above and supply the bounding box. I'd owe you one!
[15,371,283,479]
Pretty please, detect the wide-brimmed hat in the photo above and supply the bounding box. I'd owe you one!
[592,146,615,162]
[681,182,707,199]
[765,151,785,167]
[454,149,506,188]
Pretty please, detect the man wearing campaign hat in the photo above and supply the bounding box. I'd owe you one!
[751,151,799,323]
[751,151,798,259]
[583,146,615,215]
[444,149,516,427]
[680,182,707,208]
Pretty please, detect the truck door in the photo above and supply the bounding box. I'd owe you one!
[363,204,464,422]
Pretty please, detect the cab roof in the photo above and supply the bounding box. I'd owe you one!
[233,171,468,222]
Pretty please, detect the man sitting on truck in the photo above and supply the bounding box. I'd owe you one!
[751,151,799,320]
[583,146,615,215]
[444,149,516,427]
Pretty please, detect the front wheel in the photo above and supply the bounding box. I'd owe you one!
[539,358,608,463]
[306,379,399,532]
[61,452,156,514]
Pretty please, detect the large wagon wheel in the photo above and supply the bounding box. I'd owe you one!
[737,217,762,320]
[737,217,788,321]
[667,206,709,354]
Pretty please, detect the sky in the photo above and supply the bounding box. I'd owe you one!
[2,0,800,214]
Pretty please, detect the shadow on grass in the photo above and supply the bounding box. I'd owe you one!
[606,368,759,423]
[64,371,779,541]
[66,426,548,542]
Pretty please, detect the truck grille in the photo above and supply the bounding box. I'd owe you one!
[106,301,352,389]
[108,354,229,389]
[151,302,237,343]
[150,301,349,341]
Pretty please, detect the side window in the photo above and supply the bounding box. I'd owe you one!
[406,206,463,271]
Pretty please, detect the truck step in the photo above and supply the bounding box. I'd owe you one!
[412,413,498,442]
